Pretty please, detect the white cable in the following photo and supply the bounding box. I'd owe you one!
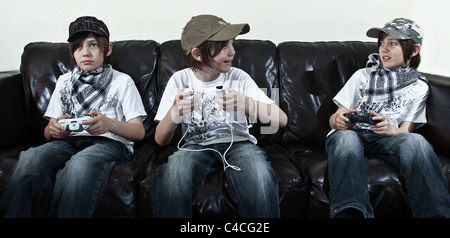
[177,121,241,172]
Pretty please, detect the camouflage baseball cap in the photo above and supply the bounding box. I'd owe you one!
[68,16,110,42]
[366,17,423,45]
[181,15,250,55]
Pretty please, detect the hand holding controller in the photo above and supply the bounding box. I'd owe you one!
[344,113,381,125]
[184,87,194,100]
[58,115,94,132]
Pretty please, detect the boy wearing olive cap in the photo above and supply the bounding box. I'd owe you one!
[151,15,287,218]
[1,16,146,217]
[326,17,450,218]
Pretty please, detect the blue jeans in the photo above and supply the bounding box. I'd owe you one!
[326,130,450,218]
[0,136,131,218]
[151,141,280,218]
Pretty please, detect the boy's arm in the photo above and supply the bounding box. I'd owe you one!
[218,88,288,128]
[154,105,182,146]
[108,116,145,142]
[370,112,415,136]
[329,105,356,130]
[155,87,194,146]
[85,110,145,142]
[248,97,288,128]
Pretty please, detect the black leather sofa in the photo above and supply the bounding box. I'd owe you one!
[1,39,449,218]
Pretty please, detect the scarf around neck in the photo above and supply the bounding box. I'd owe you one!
[360,53,427,114]
[69,64,113,117]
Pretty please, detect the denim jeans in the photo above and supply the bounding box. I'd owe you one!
[151,141,280,218]
[326,130,450,218]
[0,136,131,218]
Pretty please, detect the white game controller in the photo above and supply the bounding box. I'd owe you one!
[58,115,94,132]
[215,85,228,122]
[215,85,228,95]
[183,87,195,122]
[184,87,194,100]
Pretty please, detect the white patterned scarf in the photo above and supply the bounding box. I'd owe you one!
[358,53,427,114]
[69,64,113,117]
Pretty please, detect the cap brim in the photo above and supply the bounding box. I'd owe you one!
[209,23,250,41]
[366,27,412,41]
[67,30,109,42]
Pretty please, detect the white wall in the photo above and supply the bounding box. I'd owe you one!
[1,0,449,76]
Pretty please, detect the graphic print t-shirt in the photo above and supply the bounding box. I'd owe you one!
[155,67,274,146]
[45,69,147,152]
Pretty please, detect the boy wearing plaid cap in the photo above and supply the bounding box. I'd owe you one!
[326,17,450,218]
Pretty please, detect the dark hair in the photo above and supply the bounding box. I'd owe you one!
[378,32,421,69]
[187,40,229,72]
[69,32,111,65]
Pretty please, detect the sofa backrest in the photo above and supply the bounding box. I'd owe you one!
[19,40,159,144]
[156,39,281,146]
[278,41,378,148]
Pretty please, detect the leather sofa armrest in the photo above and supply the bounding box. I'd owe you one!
[0,70,30,149]
[417,73,450,158]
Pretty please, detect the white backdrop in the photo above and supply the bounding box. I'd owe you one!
[1,0,449,76]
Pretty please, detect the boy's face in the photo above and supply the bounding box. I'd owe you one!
[378,35,405,69]
[210,39,235,73]
[73,33,111,72]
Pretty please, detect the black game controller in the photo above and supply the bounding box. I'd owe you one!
[344,113,381,125]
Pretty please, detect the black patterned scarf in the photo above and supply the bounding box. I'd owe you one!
[69,64,113,117]
[360,53,427,113]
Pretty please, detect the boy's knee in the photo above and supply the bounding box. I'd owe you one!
[397,133,430,150]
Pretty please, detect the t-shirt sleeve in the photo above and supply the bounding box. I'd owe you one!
[332,70,362,110]
[44,73,68,120]
[403,81,429,127]
[154,75,179,122]
[121,75,147,122]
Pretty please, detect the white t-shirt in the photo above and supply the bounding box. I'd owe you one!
[155,67,274,146]
[45,69,147,153]
[328,67,429,136]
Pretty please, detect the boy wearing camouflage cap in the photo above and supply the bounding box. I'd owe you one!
[326,17,450,218]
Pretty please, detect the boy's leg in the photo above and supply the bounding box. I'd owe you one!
[1,139,76,217]
[49,137,131,218]
[326,130,374,218]
[224,141,280,218]
[372,133,450,217]
[151,145,217,218]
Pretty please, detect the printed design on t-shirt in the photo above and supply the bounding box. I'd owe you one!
[60,83,119,118]
[354,79,417,129]
[182,91,230,143]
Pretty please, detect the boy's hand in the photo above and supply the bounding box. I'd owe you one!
[334,109,357,130]
[216,88,245,112]
[169,86,194,124]
[85,110,112,135]
[368,110,395,136]
[49,115,71,139]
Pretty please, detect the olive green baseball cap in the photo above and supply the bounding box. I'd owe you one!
[181,15,250,55]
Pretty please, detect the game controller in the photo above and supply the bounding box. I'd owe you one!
[215,85,228,95]
[58,115,94,132]
[184,87,194,100]
[344,113,381,125]
[215,85,229,122]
